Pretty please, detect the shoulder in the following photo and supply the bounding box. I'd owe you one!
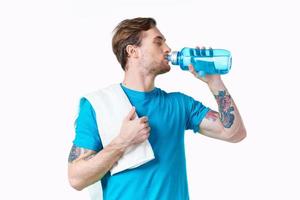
[159,89,192,101]
[84,83,119,98]
[159,89,208,112]
[82,83,121,105]
[156,88,196,106]
[76,97,96,120]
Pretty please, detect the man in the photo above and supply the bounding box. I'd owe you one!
[68,17,246,199]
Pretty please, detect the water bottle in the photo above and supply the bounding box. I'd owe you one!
[167,47,232,77]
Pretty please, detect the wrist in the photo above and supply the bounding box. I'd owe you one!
[111,136,129,154]
[207,79,225,89]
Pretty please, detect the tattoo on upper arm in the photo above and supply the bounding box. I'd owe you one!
[68,145,94,163]
[214,90,235,128]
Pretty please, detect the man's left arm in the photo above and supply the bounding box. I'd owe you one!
[189,65,247,143]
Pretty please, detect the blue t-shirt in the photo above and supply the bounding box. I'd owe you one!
[73,84,210,200]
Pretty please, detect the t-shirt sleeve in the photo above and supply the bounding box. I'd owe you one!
[73,97,103,151]
[182,93,210,133]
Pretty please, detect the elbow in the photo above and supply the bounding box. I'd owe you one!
[69,177,85,191]
[68,167,84,191]
[231,130,247,143]
[225,128,247,143]
[68,168,86,191]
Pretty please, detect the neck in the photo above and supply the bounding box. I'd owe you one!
[122,68,156,92]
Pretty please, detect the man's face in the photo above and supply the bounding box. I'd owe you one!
[136,27,171,75]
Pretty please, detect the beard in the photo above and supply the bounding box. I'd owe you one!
[157,63,171,75]
[138,54,171,76]
[147,60,171,75]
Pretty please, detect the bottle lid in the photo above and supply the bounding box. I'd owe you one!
[168,51,179,65]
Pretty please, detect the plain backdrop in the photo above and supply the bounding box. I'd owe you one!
[0,0,299,199]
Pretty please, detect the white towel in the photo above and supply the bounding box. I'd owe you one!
[83,83,155,199]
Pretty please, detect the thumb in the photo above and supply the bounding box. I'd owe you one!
[188,64,195,73]
[126,107,137,120]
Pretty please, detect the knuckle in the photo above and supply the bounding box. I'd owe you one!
[140,124,147,129]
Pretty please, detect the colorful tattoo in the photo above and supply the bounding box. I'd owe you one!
[206,110,219,122]
[214,90,235,128]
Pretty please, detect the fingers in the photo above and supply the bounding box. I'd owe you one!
[195,46,205,49]
[140,119,150,130]
[139,116,148,123]
[188,64,195,73]
[133,125,151,144]
[126,107,137,120]
[139,116,150,132]
[200,46,206,56]
[134,130,150,144]
[188,64,198,77]
[208,46,213,56]
[196,45,213,56]
[138,127,151,143]
[140,126,151,134]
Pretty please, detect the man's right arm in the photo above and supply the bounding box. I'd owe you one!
[68,107,151,191]
[68,138,127,191]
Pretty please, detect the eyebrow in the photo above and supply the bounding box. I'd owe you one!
[153,36,166,41]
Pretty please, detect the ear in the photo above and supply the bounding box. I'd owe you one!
[126,45,139,58]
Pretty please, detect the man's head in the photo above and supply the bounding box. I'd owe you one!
[112,17,171,75]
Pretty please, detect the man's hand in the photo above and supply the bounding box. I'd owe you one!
[116,107,151,148]
[188,46,222,86]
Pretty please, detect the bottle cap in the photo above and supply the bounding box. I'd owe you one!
[168,51,179,65]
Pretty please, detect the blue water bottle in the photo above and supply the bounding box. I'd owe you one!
[167,47,232,77]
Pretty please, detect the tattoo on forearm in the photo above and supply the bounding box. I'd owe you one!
[68,145,92,163]
[214,90,235,128]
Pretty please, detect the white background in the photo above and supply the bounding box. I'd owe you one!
[0,0,299,199]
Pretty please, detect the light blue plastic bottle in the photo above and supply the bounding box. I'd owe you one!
[167,47,232,77]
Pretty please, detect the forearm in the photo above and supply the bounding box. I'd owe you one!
[208,80,246,142]
[68,138,127,190]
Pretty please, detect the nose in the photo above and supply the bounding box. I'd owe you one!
[164,43,171,54]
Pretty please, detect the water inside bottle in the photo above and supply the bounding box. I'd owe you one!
[192,55,231,74]
[190,48,230,74]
